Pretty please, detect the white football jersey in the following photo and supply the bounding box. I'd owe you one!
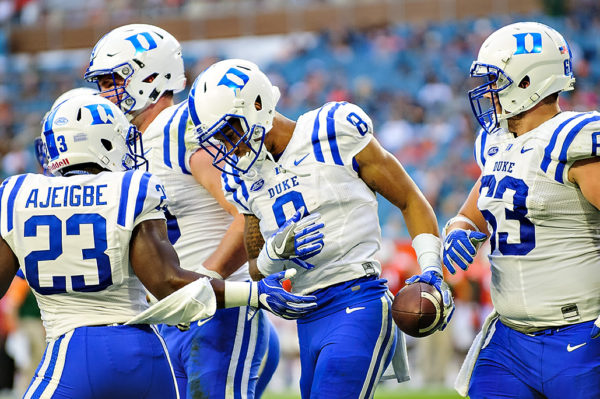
[143,101,248,281]
[474,111,600,329]
[0,170,166,340]
[223,101,382,294]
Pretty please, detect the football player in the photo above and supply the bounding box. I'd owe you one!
[442,22,600,398]
[0,94,316,399]
[188,59,454,399]
[83,24,288,398]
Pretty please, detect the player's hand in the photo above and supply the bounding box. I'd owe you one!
[591,315,600,339]
[442,229,487,274]
[405,270,455,331]
[255,269,317,319]
[263,207,324,270]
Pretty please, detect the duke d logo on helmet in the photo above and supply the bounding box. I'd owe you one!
[513,33,542,55]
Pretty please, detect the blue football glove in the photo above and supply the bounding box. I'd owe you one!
[263,207,324,270]
[591,315,600,339]
[256,269,318,319]
[405,270,455,331]
[442,229,487,274]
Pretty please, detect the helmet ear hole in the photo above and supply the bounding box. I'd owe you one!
[518,75,531,89]
[255,95,262,111]
[101,139,113,151]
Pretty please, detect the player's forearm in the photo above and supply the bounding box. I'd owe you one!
[401,192,440,238]
[452,178,489,235]
[203,215,247,279]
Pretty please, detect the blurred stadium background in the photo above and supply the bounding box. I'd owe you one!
[0,0,598,398]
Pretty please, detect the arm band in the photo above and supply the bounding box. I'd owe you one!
[224,281,258,308]
[443,215,479,236]
[411,233,443,275]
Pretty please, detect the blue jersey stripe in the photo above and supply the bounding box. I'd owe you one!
[326,102,344,165]
[352,157,360,173]
[0,177,10,234]
[479,130,488,167]
[232,172,249,202]
[553,115,600,183]
[188,78,202,127]
[163,103,186,169]
[117,171,135,227]
[311,106,326,162]
[222,173,249,212]
[32,334,65,398]
[7,175,26,232]
[541,113,590,173]
[133,172,152,221]
[177,106,191,175]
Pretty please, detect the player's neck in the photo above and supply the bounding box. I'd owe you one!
[508,101,561,137]
[131,96,175,134]
[266,113,296,155]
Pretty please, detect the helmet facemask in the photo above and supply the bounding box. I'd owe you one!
[468,63,513,134]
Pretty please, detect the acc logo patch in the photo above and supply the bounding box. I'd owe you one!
[54,117,69,126]
[250,179,264,192]
[487,146,499,156]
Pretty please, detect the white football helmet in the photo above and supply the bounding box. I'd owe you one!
[469,22,575,134]
[41,94,147,176]
[188,59,281,175]
[84,24,186,116]
[36,87,100,174]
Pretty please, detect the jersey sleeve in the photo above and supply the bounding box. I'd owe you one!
[117,171,167,230]
[311,102,374,168]
[221,167,252,215]
[565,113,600,162]
[541,111,600,184]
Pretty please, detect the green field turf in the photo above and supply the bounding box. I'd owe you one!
[263,388,463,399]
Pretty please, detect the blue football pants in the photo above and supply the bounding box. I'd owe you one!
[469,319,600,399]
[23,324,178,399]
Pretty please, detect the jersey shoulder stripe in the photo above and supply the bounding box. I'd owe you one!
[161,102,191,175]
[133,172,152,221]
[117,170,135,227]
[116,170,165,229]
[222,169,250,213]
[307,101,372,168]
[541,111,600,183]
[5,174,27,233]
[311,101,346,165]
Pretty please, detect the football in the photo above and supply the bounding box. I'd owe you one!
[392,282,444,338]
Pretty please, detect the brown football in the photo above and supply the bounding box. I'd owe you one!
[392,282,444,337]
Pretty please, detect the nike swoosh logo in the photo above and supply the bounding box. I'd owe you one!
[106,52,120,57]
[346,306,365,314]
[294,153,310,166]
[521,147,534,153]
[567,342,587,352]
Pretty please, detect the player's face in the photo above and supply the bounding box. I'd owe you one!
[97,74,127,105]
[214,117,252,158]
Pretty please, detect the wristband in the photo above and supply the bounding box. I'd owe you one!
[224,281,258,308]
[411,233,443,275]
[443,215,479,236]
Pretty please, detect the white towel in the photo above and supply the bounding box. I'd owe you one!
[126,277,217,325]
[454,309,499,397]
[381,326,410,383]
